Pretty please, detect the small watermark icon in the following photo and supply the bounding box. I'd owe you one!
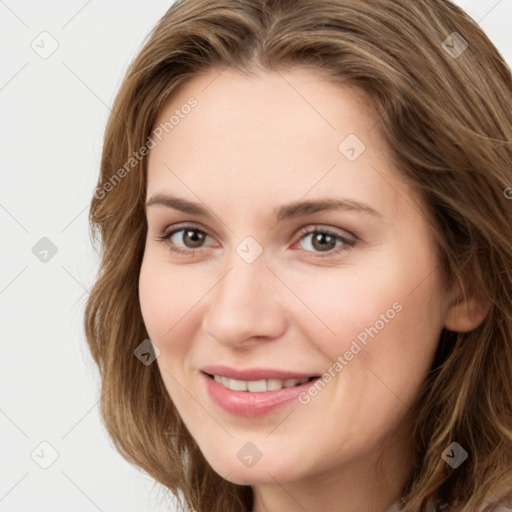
[338,133,366,162]
[441,32,468,59]
[442,442,468,469]
[236,236,263,263]
[31,441,59,469]
[31,31,59,59]
[134,338,161,365]
[237,442,262,468]
[32,237,58,263]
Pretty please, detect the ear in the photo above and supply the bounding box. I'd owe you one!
[444,285,491,333]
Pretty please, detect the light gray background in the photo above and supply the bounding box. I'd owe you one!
[1,1,511,511]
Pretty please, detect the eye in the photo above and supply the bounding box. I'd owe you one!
[154,224,213,256]
[293,225,355,257]
[153,223,356,258]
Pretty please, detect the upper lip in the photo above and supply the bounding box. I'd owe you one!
[200,365,320,381]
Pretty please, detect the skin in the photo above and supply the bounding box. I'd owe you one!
[138,67,485,512]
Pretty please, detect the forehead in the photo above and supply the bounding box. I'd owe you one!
[151,67,379,148]
[146,67,406,220]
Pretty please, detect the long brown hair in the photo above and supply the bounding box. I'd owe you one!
[84,1,512,510]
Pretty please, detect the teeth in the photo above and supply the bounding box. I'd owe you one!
[212,375,310,392]
[247,380,266,392]
[267,379,283,391]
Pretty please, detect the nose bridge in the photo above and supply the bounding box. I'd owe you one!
[201,246,287,346]
[216,234,273,306]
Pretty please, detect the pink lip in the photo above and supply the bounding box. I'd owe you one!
[200,371,320,418]
[200,364,319,381]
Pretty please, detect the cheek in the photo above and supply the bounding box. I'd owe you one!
[138,260,198,409]
[139,255,210,360]
[138,258,191,353]
[307,255,444,392]
[282,263,413,358]
[337,269,445,409]
[138,260,164,338]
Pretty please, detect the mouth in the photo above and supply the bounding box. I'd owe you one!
[203,372,319,392]
[200,370,322,418]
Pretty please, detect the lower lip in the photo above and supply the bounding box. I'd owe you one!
[201,372,319,418]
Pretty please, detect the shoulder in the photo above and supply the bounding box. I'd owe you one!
[483,490,512,512]
[385,491,512,512]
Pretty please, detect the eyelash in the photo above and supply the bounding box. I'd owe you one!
[154,223,356,258]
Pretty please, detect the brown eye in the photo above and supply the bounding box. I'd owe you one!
[178,229,206,249]
[155,224,356,258]
[295,227,355,257]
[156,226,212,255]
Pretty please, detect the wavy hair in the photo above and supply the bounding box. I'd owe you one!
[84,1,512,510]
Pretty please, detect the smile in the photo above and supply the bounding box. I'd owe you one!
[200,371,321,417]
[209,374,316,392]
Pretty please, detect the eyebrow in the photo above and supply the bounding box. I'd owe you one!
[145,193,382,222]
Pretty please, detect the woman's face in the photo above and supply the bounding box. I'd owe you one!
[139,67,452,495]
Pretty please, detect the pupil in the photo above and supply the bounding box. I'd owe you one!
[313,233,335,251]
[185,230,204,248]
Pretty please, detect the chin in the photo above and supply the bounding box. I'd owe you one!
[206,452,306,486]
[215,466,288,486]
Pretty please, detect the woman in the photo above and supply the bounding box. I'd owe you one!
[84,0,512,510]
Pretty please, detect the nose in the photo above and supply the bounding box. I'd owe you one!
[201,255,288,349]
